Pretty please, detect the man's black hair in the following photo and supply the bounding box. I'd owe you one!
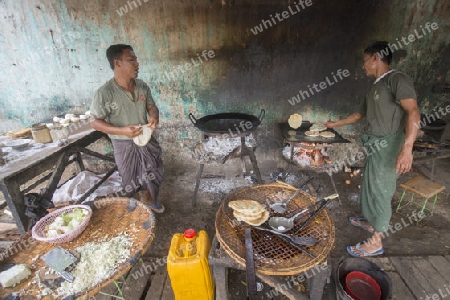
[106,44,134,70]
[364,41,392,65]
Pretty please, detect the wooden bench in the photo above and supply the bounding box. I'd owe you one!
[396,176,446,215]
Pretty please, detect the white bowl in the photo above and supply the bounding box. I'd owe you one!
[4,139,32,149]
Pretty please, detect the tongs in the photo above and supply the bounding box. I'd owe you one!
[254,226,317,246]
[293,193,339,235]
[269,177,314,213]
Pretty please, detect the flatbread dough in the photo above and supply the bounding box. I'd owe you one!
[228,200,266,215]
[305,130,320,137]
[320,131,336,138]
[288,114,303,129]
[133,126,153,146]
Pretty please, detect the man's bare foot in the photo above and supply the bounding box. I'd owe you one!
[138,190,154,205]
[138,190,165,213]
[348,241,383,257]
[133,192,141,201]
[347,232,384,257]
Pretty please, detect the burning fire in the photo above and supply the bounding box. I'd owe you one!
[295,143,331,167]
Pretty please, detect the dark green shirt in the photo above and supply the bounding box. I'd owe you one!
[90,78,156,140]
[359,70,417,136]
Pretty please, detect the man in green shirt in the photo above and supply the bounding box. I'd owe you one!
[90,44,164,213]
[325,41,420,256]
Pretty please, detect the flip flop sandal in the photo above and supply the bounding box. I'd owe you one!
[346,242,384,257]
[349,216,374,233]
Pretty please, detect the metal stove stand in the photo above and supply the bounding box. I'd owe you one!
[192,131,262,208]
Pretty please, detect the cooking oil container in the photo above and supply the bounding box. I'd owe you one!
[167,228,214,300]
[31,123,52,143]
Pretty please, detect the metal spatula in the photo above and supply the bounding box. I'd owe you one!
[41,246,78,283]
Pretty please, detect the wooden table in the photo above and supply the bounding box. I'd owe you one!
[0,125,116,234]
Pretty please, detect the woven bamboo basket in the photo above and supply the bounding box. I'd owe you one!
[216,181,335,275]
[0,198,156,299]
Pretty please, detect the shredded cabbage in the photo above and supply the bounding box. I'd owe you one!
[45,208,88,237]
[56,234,132,297]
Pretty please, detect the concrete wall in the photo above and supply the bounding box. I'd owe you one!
[0,0,449,170]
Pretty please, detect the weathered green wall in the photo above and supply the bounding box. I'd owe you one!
[0,0,449,167]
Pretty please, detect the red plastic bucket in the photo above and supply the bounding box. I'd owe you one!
[345,271,382,300]
[334,257,392,300]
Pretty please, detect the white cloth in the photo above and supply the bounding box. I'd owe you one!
[52,170,123,205]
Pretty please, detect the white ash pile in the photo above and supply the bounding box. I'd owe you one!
[192,134,257,164]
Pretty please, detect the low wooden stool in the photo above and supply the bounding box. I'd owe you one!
[396,176,445,215]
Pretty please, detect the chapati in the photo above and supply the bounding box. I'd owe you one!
[288,114,303,129]
[234,210,269,226]
[233,209,264,220]
[309,124,327,132]
[320,131,336,138]
[228,200,266,215]
[305,130,320,137]
[133,126,153,146]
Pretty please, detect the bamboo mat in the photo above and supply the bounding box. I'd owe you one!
[0,198,156,299]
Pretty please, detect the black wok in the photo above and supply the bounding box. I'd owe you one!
[189,109,265,134]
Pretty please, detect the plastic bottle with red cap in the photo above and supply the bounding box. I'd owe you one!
[181,228,197,257]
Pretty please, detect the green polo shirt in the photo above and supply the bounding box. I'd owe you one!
[359,70,417,137]
[90,78,156,140]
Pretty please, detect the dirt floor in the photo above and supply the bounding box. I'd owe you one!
[145,151,450,299]
[1,130,450,299]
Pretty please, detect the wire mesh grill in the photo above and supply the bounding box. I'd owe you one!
[216,182,335,275]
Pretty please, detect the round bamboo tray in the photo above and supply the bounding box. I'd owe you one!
[215,181,335,275]
[0,198,156,299]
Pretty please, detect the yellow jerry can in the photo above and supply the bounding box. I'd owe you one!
[167,228,214,300]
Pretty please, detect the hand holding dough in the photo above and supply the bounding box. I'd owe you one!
[133,125,153,146]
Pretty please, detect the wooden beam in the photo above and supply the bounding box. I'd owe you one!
[413,152,450,164]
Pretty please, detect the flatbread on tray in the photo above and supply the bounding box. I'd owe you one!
[233,209,264,220]
[320,131,336,138]
[228,200,266,215]
[229,200,269,226]
[233,210,269,226]
[288,114,303,129]
[309,124,327,132]
[305,130,320,137]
